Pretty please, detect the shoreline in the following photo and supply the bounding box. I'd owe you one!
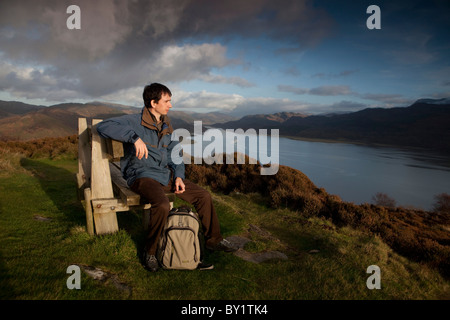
[207,125,450,157]
[280,134,450,158]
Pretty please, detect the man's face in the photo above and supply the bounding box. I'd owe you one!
[151,93,172,117]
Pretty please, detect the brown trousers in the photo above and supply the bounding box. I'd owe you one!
[131,177,223,255]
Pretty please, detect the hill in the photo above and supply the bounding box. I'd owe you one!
[214,99,450,153]
[0,138,449,301]
[4,136,449,278]
[218,111,308,129]
[0,100,46,118]
[185,153,450,279]
[0,101,139,141]
[4,98,449,152]
[0,100,236,141]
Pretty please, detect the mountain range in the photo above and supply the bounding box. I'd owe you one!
[0,100,236,141]
[0,98,449,153]
[213,99,450,153]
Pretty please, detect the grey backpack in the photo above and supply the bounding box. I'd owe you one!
[157,206,201,270]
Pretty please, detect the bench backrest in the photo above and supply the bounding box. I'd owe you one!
[78,118,125,197]
[77,117,148,204]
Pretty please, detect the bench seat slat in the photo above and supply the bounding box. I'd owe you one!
[92,198,151,214]
[109,162,142,206]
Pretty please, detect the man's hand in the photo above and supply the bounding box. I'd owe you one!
[175,177,185,194]
[134,138,148,160]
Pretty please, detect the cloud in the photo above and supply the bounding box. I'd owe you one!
[0,60,82,101]
[359,93,411,106]
[277,85,309,95]
[176,90,246,112]
[278,85,353,96]
[309,85,352,96]
[281,66,301,77]
[277,84,414,109]
[177,0,333,46]
[103,87,396,117]
[198,74,255,88]
[0,0,333,104]
[311,70,358,79]
[0,42,241,102]
[423,92,450,100]
[174,89,325,116]
[386,41,437,66]
[149,43,235,83]
[0,0,133,62]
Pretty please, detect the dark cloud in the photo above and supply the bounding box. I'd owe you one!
[0,0,334,102]
[277,84,412,107]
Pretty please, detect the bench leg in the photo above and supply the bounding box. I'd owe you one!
[84,188,94,236]
[93,210,119,235]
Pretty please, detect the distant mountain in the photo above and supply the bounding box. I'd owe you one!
[191,111,238,125]
[214,99,450,153]
[0,101,141,141]
[0,101,46,119]
[168,110,237,132]
[3,98,449,152]
[0,100,237,141]
[213,111,308,129]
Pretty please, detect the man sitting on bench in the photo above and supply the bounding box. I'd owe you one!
[96,83,236,271]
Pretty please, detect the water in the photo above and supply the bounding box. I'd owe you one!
[181,129,450,211]
[278,138,450,210]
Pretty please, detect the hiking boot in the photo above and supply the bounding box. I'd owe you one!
[197,262,214,270]
[206,239,238,253]
[143,252,159,272]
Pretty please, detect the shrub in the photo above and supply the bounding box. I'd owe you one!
[0,135,78,160]
[433,193,450,214]
[372,192,396,208]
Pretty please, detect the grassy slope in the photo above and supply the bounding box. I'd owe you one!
[0,153,449,300]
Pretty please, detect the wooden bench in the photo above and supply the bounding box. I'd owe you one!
[76,118,174,235]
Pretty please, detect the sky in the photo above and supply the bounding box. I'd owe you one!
[0,0,449,117]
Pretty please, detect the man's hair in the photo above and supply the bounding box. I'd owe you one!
[143,83,172,108]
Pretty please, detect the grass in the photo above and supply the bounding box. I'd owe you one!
[0,154,449,300]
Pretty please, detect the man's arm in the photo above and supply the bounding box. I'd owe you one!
[97,116,140,143]
[97,116,147,159]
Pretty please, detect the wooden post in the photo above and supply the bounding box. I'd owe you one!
[84,188,94,236]
[90,119,119,234]
[105,139,124,161]
[77,118,91,200]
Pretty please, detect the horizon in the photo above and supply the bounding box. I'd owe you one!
[1,1,449,117]
[2,96,449,119]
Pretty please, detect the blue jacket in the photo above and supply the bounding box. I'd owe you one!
[96,108,185,187]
